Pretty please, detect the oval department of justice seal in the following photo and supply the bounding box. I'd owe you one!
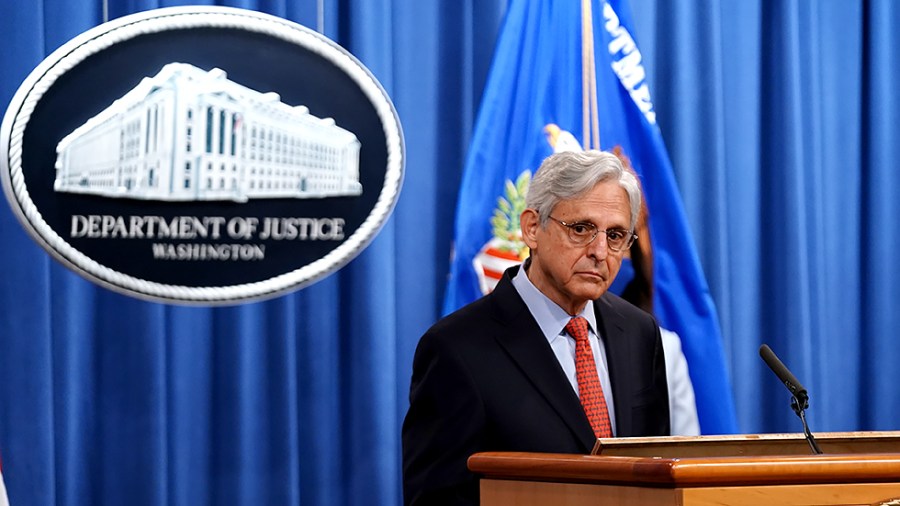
[0,6,404,305]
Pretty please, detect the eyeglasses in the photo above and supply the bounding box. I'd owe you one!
[547,216,636,252]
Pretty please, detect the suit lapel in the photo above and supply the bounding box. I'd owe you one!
[488,267,597,453]
[595,295,633,436]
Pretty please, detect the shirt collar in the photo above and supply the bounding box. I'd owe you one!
[511,263,598,342]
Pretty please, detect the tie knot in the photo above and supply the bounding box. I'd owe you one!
[565,317,590,342]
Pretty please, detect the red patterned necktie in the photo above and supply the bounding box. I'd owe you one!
[565,316,613,438]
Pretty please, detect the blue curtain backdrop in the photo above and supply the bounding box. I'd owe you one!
[0,0,898,504]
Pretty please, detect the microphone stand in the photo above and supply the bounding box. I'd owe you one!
[790,393,822,454]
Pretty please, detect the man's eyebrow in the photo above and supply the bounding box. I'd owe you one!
[570,219,631,230]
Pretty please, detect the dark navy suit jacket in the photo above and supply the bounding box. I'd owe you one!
[402,265,670,505]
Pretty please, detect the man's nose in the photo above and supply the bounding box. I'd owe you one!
[585,232,609,259]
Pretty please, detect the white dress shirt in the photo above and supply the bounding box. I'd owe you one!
[512,267,617,436]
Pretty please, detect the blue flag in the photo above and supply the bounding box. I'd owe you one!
[443,0,738,434]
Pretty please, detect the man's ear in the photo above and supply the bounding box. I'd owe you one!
[520,208,540,249]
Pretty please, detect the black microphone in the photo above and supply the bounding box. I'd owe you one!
[759,344,823,454]
[759,344,808,409]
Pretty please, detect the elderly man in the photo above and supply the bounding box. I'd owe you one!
[402,150,670,505]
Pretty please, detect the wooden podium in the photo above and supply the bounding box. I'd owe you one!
[468,432,900,505]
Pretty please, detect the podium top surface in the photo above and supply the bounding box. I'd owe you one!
[468,432,900,488]
[468,452,900,487]
[591,430,900,457]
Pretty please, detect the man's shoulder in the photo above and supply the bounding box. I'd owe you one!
[428,271,524,336]
[598,290,642,313]
[596,291,659,327]
[427,294,496,337]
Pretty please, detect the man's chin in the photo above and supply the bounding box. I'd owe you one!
[572,283,608,302]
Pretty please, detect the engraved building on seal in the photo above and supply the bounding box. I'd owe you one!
[54,62,362,202]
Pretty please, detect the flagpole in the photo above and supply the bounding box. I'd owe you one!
[581,0,591,149]
[581,0,601,150]
[589,14,600,151]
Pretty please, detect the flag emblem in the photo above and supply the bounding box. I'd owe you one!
[472,169,530,294]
